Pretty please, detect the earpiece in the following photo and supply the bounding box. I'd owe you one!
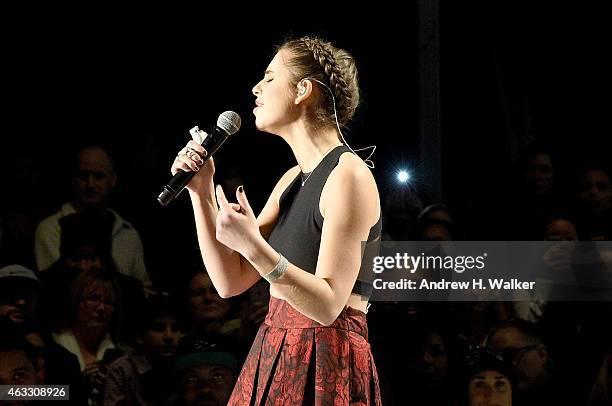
[298,84,306,95]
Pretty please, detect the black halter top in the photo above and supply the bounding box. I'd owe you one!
[267,145,381,298]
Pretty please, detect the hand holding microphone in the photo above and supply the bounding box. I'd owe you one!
[159,111,241,206]
[171,134,213,189]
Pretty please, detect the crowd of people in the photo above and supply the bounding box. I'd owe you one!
[1,141,610,405]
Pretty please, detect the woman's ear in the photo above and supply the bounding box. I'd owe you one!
[298,83,306,95]
[295,80,312,104]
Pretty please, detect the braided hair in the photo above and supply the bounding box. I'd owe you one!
[278,36,360,127]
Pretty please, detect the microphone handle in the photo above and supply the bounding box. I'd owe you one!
[157,126,229,206]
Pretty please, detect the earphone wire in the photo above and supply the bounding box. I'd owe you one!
[306,77,376,169]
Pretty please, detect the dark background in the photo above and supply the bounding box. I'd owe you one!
[0,3,608,290]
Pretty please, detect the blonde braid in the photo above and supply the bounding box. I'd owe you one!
[301,37,354,124]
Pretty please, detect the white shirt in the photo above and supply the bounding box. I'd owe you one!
[35,203,150,286]
[52,330,116,371]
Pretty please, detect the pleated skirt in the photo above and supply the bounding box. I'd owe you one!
[228,296,382,406]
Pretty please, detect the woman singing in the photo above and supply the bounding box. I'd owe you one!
[171,36,382,405]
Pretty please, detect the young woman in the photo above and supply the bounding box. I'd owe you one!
[171,36,382,405]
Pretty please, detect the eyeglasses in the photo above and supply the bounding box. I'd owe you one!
[81,295,116,308]
[502,345,539,363]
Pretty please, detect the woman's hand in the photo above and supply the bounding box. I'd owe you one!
[170,133,215,192]
[82,361,107,388]
[214,185,263,257]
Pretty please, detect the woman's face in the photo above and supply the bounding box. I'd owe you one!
[251,49,299,134]
[188,273,230,323]
[76,280,115,330]
[468,370,512,406]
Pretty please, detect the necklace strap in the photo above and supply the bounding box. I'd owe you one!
[301,171,312,186]
[299,144,343,187]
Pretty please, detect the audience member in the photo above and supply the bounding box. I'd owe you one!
[52,269,129,405]
[104,294,183,405]
[22,322,88,404]
[0,264,41,333]
[503,142,569,240]
[463,346,516,406]
[542,215,579,241]
[35,146,150,286]
[486,319,570,405]
[186,271,240,338]
[0,333,43,386]
[574,164,612,240]
[170,334,238,406]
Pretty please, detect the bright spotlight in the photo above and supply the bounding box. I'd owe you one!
[397,170,410,183]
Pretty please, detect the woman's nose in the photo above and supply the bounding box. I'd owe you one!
[252,81,261,96]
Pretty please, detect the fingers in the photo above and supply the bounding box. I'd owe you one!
[235,185,253,214]
[175,151,202,172]
[171,160,194,175]
[186,140,208,157]
[170,133,210,174]
[215,184,231,211]
[169,126,212,176]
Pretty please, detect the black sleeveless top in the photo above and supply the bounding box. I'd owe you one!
[267,145,381,298]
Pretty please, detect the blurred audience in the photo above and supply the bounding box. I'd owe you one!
[34,145,150,286]
[2,131,611,406]
[39,210,145,337]
[103,294,183,405]
[587,349,612,406]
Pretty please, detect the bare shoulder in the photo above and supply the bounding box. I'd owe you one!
[335,152,377,186]
[271,165,301,203]
[321,152,380,221]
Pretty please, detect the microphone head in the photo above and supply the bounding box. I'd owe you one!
[217,111,241,135]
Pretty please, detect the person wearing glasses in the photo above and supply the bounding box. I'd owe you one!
[486,319,567,405]
[52,268,127,405]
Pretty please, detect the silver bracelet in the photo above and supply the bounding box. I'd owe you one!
[262,253,288,283]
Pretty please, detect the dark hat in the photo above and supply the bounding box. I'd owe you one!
[465,346,517,385]
[175,333,238,374]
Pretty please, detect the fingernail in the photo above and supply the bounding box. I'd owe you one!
[202,150,208,156]
[238,185,244,193]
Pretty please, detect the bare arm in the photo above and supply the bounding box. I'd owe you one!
[187,161,300,298]
[188,182,256,298]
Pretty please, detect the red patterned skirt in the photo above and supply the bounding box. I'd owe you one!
[228,296,382,405]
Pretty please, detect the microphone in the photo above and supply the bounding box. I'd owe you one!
[157,111,241,206]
